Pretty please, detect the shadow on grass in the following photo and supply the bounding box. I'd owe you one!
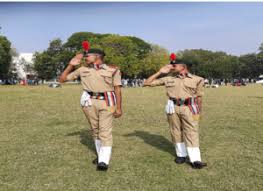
[66,130,96,154]
[248,96,263,99]
[124,130,174,156]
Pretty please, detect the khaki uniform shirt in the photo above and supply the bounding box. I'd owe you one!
[150,73,204,99]
[66,64,122,92]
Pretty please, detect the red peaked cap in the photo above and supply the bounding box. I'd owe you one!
[170,53,176,60]
[82,41,90,51]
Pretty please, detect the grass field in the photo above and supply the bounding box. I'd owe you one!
[0,84,263,191]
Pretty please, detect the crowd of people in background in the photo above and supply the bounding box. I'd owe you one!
[120,78,258,88]
[204,78,258,87]
[121,78,145,87]
[120,78,259,88]
[0,77,261,87]
[0,78,39,85]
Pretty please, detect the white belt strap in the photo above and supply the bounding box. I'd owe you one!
[165,99,175,114]
[80,91,92,107]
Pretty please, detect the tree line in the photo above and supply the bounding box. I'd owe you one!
[1,32,263,80]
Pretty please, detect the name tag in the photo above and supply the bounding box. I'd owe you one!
[165,81,176,87]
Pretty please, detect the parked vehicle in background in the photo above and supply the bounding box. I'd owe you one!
[256,75,263,84]
[48,82,61,88]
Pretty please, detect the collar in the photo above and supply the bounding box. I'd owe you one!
[88,63,106,70]
[186,73,193,78]
[177,73,193,79]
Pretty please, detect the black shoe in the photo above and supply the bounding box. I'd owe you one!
[191,161,207,169]
[92,157,98,165]
[175,157,186,164]
[97,162,108,171]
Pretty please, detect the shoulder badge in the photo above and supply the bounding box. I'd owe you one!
[107,64,119,76]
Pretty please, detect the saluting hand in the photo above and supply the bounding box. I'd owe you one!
[69,53,83,66]
[159,64,174,74]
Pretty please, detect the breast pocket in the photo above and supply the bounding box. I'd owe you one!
[100,72,113,85]
[165,80,176,87]
[184,80,197,93]
[80,71,91,78]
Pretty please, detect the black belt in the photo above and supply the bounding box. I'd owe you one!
[84,90,116,106]
[169,97,197,106]
[85,90,115,101]
[86,91,105,97]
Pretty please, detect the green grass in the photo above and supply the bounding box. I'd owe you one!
[0,84,263,191]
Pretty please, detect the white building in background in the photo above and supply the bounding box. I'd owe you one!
[12,53,34,79]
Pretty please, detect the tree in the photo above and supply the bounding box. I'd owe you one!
[139,44,169,78]
[33,38,74,81]
[47,38,63,56]
[239,53,262,78]
[0,35,12,79]
[125,36,152,59]
[99,35,140,78]
[178,49,241,79]
[62,32,153,78]
[32,32,263,80]
[256,43,263,76]
[33,51,55,81]
[64,32,110,52]
[46,38,72,76]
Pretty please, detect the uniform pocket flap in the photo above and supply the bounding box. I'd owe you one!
[100,71,112,78]
[165,80,176,87]
[184,80,196,88]
[100,71,113,84]
[80,71,91,77]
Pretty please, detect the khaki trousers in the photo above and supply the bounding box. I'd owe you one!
[82,99,115,147]
[167,105,200,147]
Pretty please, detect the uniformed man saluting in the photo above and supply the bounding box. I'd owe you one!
[143,54,207,169]
[59,48,122,171]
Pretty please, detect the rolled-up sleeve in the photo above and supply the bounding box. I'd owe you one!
[196,78,205,97]
[66,68,81,81]
[113,69,122,86]
[150,77,167,87]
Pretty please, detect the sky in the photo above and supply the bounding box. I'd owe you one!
[0,2,263,56]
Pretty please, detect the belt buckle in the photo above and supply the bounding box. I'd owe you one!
[179,98,185,106]
[176,98,181,106]
[181,99,183,106]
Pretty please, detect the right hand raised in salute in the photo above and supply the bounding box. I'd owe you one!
[59,53,83,83]
[159,64,174,74]
[69,53,83,66]
[143,64,174,86]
